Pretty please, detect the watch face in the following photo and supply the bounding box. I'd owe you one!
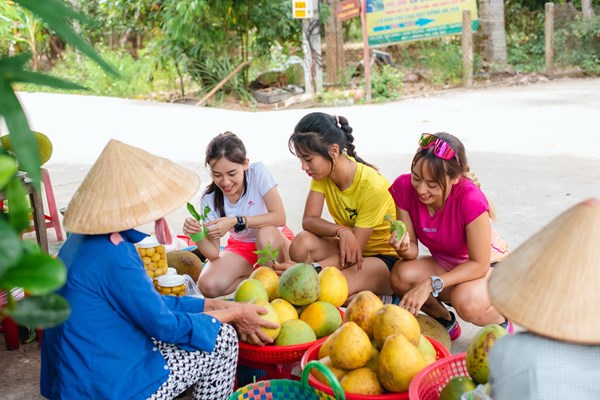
[432,278,443,290]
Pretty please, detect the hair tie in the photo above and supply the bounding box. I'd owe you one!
[333,115,341,128]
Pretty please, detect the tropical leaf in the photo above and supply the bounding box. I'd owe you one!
[0,78,41,187]
[1,252,67,294]
[4,294,71,328]
[14,0,117,76]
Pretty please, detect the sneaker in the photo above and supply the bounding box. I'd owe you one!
[499,319,514,334]
[380,294,401,305]
[435,311,462,341]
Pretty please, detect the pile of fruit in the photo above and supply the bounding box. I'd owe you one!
[438,324,508,400]
[310,291,444,396]
[233,262,348,346]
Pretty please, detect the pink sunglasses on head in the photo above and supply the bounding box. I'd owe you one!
[418,133,460,165]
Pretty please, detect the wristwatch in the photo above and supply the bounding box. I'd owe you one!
[430,276,444,297]
[233,216,247,233]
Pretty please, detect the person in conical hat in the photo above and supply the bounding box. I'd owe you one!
[41,139,278,400]
[488,198,600,399]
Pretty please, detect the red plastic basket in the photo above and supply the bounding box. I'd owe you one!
[300,336,451,400]
[239,336,329,365]
[237,308,346,381]
[408,353,468,400]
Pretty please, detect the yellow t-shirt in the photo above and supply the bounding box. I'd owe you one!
[310,157,396,257]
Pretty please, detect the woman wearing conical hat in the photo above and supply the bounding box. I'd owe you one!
[40,140,278,400]
[488,198,600,399]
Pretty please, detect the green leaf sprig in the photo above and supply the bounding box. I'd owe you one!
[254,241,279,267]
[187,203,211,242]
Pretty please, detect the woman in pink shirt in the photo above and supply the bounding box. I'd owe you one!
[388,132,510,340]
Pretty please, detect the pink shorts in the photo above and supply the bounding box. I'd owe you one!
[224,226,295,267]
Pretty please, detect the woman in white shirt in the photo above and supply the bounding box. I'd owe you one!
[183,132,294,298]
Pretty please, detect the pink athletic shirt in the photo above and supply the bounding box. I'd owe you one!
[389,174,507,271]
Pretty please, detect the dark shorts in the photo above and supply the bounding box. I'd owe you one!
[372,254,399,271]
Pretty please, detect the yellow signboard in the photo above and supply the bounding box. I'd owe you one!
[366,0,478,46]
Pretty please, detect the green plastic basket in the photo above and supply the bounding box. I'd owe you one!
[229,360,346,400]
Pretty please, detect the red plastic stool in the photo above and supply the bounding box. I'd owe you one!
[41,168,63,241]
[0,288,25,350]
[0,168,64,244]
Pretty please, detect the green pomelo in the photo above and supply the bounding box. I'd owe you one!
[278,262,320,306]
[275,319,316,346]
[466,324,508,384]
[439,376,477,400]
[1,131,53,166]
[299,300,342,338]
[234,279,269,303]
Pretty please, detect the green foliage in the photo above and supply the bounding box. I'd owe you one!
[186,203,211,242]
[367,64,404,101]
[17,47,187,100]
[505,1,546,72]
[157,0,300,98]
[554,15,600,74]
[254,242,279,266]
[0,0,114,328]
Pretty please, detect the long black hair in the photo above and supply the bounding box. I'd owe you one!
[204,131,247,217]
[288,112,376,171]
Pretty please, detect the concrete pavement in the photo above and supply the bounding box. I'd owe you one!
[10,77,600,356]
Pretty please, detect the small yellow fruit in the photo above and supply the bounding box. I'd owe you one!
[250,266,280,301]
[270,298,298,324]
[318,267,348,307]
[247,298,281,343]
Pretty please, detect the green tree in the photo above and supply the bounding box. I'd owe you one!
[0,0,114,328]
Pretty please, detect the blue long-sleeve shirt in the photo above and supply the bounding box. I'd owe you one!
[41,230,221,399]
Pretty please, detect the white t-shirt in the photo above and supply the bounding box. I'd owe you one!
[201,162,280,242]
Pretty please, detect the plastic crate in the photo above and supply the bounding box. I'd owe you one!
[301,336,451,400]
[408,353,468,400]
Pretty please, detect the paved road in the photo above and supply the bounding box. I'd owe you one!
[3,77,600,372]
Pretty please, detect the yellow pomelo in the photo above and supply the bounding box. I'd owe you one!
[340,367,384,395]
[377,333,426,393]
[318,266,348,307]
[344,290,384,339]
[1,131,53,166]
[329,322,372,370]
[234,278,269,303]
[270,298,298,324]
[246,298,280,343]
[373,304,421,349]
[364,342,380,371]
[318,329,339,359]
[312,356,348,385]
[299,300,342,338]
[250,266,280,301]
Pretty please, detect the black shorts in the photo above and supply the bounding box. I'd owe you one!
[372,254,399,271]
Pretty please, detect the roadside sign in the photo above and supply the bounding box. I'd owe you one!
[366,0,478,46]
[293,0,318,19]
[337,0,361,21]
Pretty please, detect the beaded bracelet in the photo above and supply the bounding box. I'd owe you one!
[335,226,351,238]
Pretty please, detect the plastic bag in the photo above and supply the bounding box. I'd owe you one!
[183,274,204,299]
[461,384,493,400]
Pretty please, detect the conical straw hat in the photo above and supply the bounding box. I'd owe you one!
[488,198,600,344]
[63,139,200,234]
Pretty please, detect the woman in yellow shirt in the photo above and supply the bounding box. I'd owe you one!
[276,112,397,302]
